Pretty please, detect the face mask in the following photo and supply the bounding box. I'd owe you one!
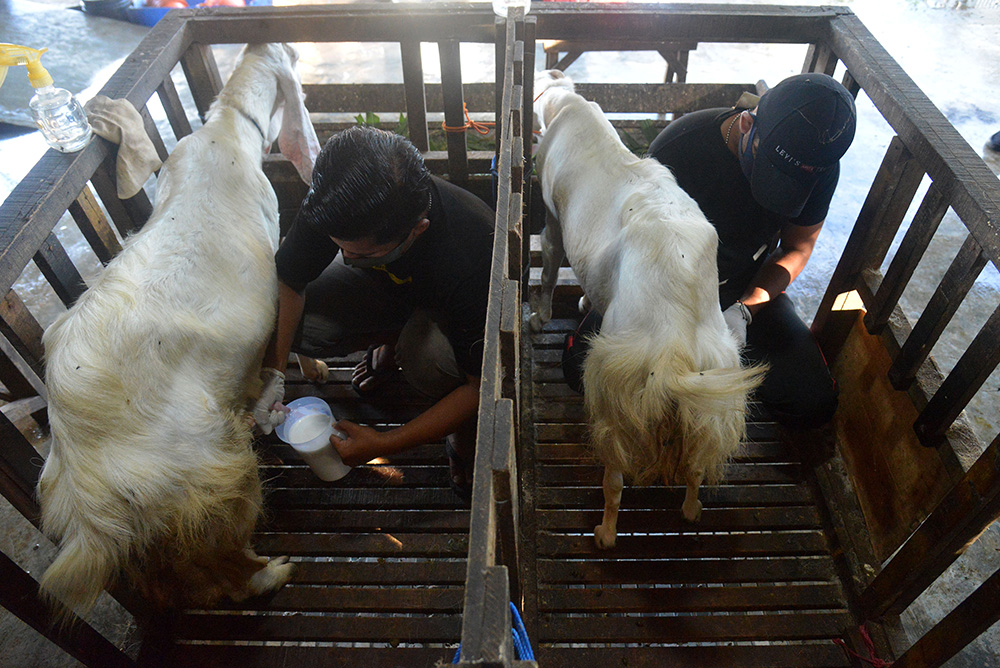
[739,120,757,182]
[342,229,417,269]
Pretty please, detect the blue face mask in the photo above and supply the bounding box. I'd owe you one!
[342,230,418,269]
[739,116,757,182]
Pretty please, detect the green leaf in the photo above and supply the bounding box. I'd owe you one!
[640,119,660,145]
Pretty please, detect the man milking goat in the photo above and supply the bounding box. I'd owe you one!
[256,126,493,502]
[564,73,857,429]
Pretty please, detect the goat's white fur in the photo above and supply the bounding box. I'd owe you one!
[38,43,320,618]
[531,70,765,549]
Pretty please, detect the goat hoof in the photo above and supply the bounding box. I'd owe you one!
[594,524,617,550]
[682,499,703,523]
[578,295,591,313]
[528,313,546,333]
[298,356,329,383]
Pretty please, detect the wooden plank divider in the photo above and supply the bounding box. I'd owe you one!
[866,180,950,334]
[155,74,194,141]
[179,42,224,123]
[32,232,86,307]
[68,185,122,265]
[887,233,988,390]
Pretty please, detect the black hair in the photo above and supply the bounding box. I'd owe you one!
[296,126,431,244]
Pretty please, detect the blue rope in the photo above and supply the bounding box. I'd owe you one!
[452,601,535,663]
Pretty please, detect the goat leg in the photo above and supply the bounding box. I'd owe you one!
[594,467,624,549]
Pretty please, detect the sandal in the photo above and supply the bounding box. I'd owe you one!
[351,344,400,397]
[444,438,474,504]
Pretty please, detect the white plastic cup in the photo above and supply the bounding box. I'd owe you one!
[275,400,351,481]
[492,0,530,18]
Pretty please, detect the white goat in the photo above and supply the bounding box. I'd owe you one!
[530,70,765,549]
[38,43,320,617]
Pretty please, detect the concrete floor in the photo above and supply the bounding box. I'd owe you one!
[1,0,999,666]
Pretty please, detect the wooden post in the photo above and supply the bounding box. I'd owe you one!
[439,40,469,185]
[400,40,429,152]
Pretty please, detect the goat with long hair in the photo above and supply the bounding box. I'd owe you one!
[530,70,765,549]
[38,43,320,618]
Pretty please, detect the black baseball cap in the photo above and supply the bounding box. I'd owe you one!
[749,73,857,218]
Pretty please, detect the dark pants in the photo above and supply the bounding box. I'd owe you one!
[562,293,838,428]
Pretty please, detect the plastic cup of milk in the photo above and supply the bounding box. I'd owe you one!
[275,398,351,481]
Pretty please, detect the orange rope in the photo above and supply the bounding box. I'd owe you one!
[441,103,495,135]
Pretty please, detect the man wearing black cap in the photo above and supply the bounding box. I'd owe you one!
[563,73,857,429]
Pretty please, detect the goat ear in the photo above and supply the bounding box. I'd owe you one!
[274,60,321,185]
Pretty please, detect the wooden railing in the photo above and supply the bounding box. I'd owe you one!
[456,10,536,667]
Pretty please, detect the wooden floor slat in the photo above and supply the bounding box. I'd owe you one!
[538,611,855,643]
[537,505,823,531]
[163,646,458,668]
[538,556,840,585]
[539,582,847,613]
[533,646,850,668]
[172,613,462,642]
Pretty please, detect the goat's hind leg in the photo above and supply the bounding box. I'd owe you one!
[529,211,566,333]
[230,548,295,602]
[594,467,624,549]
[296,353,329,383]
[681,470,704,523]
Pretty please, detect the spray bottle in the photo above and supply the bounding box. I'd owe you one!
[0,43,93,153]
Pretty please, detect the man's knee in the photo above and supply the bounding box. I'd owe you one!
[395,310,464,399]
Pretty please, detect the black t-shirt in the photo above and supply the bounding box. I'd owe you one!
[275,176,494,377]
[647,107,839,308]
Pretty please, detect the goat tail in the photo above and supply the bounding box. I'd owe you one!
[38,530,119,627]
[583,329,766,486]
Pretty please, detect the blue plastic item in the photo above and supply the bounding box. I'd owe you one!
[452,602,535,663]
[125,0,272,28]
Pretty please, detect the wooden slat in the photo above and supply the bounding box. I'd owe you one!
[0,411,43,527]
[173,611,461,643]
[32,231,86,307]
[265,486,469,509]
[0,551,135,668]
[213,584,464,613]
[139,104,170,164]
[0,290,46,377]
[865,180,949,334]
[533,645,849,668]
[887,234,987,391]
[68,185,122,265]
[263,508,470,532]
[538,484,815,508]
[913,302,1000,444]
[400,40,429,152]
[891,563,1000,668]
[537,505,822,531]
[179,42,223,122]
[164,646,458,668]
[813,136,924,346]
[260,463,453,489]
[537,531,830,559]
[155,73,193,141]
[534,441,796,463]
[539,582,846,613]
[539,555,839,585]
[253,532,469,558]
[537,611,853,643]
[289,559,467,586]
[89,153,152,236]
[537,462,803,486]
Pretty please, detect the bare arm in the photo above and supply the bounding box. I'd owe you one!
[263,281,305,373]
[740,221,823,316]
[332,375,481,466]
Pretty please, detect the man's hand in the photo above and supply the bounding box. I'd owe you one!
[253,367,286,434]
[723,301,752,347]
[330,419,386,467]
